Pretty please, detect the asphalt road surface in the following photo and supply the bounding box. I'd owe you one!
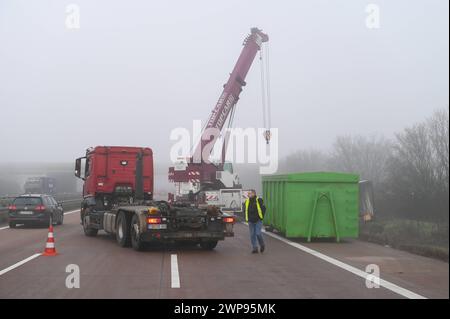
[0,210,448,299]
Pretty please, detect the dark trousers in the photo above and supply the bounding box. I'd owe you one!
[249,220,264,249]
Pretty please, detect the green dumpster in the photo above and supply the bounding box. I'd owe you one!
[262,172,359,242]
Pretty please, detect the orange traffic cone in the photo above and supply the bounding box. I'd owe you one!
[42,225,58,256]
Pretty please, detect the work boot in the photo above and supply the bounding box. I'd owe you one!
[251,248,259,254]
[260,245,265,253]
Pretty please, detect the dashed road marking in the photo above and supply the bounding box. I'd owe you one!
[171,254,180,288]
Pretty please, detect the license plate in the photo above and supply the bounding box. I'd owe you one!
[147,224,167,230]
[19,211,33,215]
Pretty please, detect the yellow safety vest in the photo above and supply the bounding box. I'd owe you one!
[245,197,263,222]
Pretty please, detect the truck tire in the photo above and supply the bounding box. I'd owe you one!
[82,209,98,237]
[130,214,145,251]
[199,240,218,250]
[116,212,131,247]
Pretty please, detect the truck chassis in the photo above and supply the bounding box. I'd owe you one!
[81,200,234,251]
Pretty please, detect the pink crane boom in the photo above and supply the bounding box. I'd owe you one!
[168,28,269,201]
[193,28,269,161]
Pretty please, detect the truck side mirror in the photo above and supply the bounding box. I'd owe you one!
[75,157,85,180]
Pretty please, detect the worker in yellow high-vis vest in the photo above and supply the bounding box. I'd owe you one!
[243,190,266,254]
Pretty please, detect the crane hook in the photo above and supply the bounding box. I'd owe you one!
[264,129,271,145]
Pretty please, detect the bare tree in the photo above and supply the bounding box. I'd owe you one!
[386,108,449,222]
[328,135,392,186]
[427,108,449,190]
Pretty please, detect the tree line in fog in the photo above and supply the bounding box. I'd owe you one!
[240,108,449,223]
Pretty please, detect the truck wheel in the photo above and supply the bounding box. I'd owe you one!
[130,214,145,251]
[9,222,16,228]
[82,210,98,237]
[199,240,218,250]
[116,212,131,247]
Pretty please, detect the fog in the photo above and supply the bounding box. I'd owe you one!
[0,1,448,252]
[0,0,448,165]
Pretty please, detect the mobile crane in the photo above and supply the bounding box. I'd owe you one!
[168,28,270,208]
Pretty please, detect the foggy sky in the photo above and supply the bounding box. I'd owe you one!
[0,0,448,165]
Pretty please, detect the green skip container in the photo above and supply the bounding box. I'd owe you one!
[262,172,359,242]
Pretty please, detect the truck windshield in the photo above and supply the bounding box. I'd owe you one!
[223,162,233,174]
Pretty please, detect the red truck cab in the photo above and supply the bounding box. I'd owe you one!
[76,146,153,204]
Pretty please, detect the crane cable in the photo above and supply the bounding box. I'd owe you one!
[260,43,272,144]
[260,48,267,132]
[266,43,272,131]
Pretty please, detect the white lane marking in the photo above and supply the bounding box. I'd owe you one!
[0,226,9,230]
[0,253,42,277]
[64,209,80,215]
[243,223,427,299]
[171,254,180,288]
